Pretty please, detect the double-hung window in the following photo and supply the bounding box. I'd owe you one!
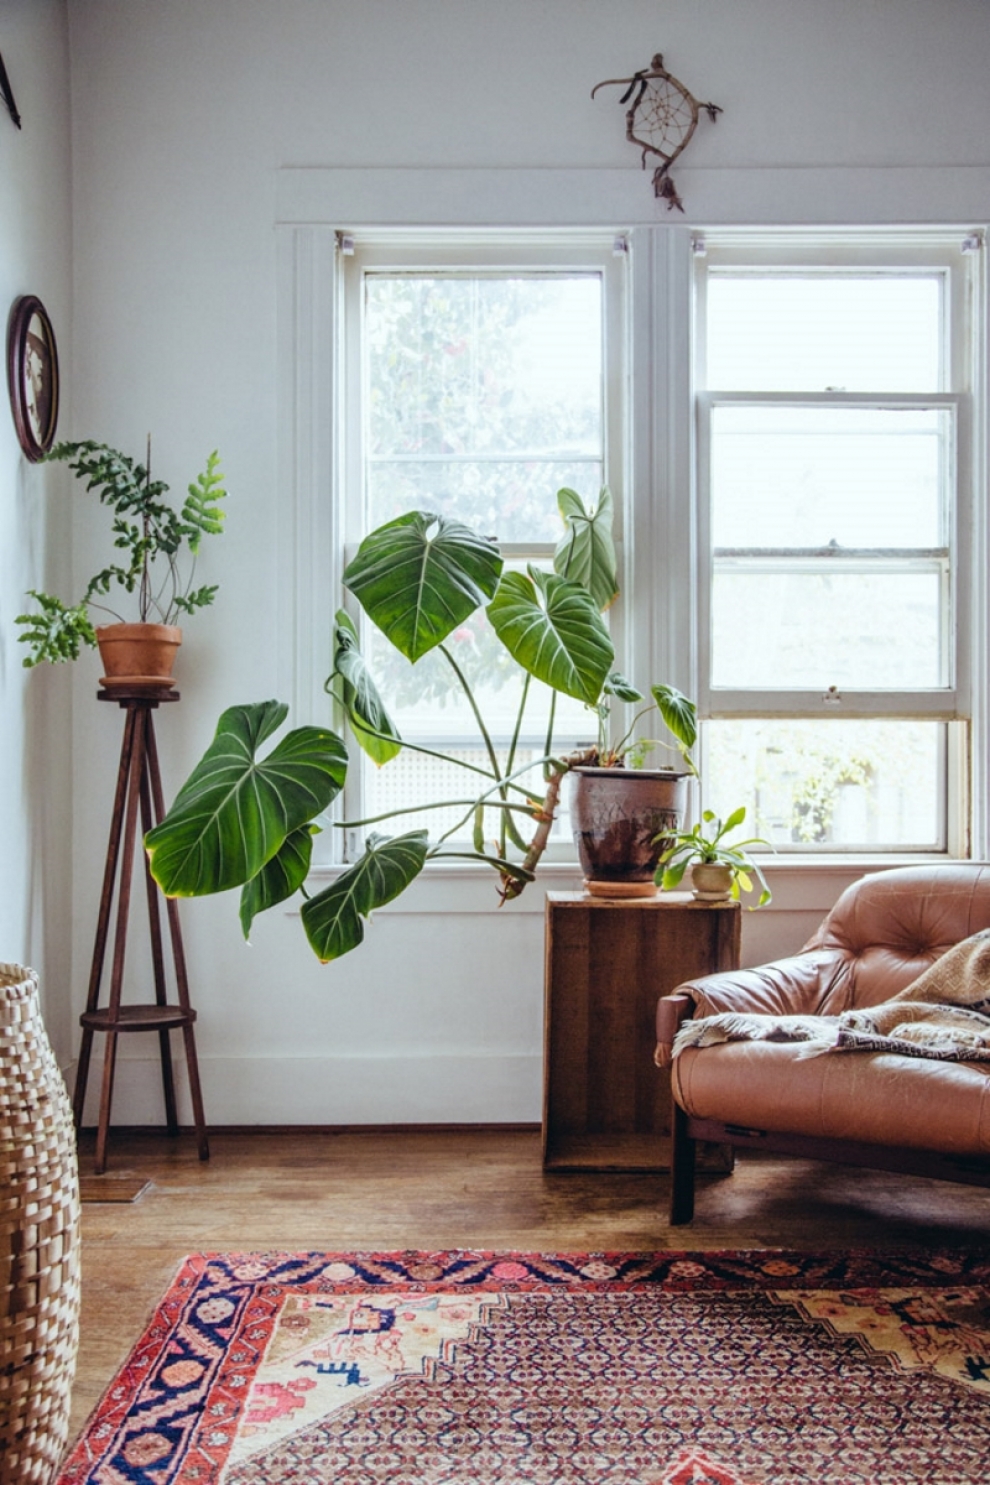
[694,233,979,853]
[338,234,625,857]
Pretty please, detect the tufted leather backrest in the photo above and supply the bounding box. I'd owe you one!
[804,863,990,1012]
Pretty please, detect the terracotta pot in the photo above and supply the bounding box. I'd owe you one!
[96,623,182,688]
[691,861,735,901]
[570,767,689,897]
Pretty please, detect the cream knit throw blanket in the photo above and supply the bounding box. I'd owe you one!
[673,928,990,1062]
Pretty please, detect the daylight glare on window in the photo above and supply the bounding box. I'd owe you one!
[711,406,946,549]
[709,404,950,690]
[706,274,943,391]
[364,274,603,542]
[706,719,944,851]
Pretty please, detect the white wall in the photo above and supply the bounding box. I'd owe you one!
[63,0,990,1126]
[0,0,73,1057]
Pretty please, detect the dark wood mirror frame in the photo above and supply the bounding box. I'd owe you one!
[7,295,60,462]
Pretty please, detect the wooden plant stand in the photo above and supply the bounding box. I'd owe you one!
[542,891,740,1171]
[72,687,209,1173]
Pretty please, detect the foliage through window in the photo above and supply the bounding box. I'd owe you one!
[341,242,619,851]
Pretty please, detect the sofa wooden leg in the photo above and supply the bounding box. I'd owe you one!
[669,1101,696,1225]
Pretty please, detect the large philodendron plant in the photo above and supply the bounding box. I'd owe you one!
[145,488,696,962]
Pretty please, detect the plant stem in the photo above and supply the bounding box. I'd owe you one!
[426,848,535,886]
[140,434,152,622]
[439,643,501,781]
[439,642,531,853]
[337,797,537,832]
[611,703,656,763]
[501,672,532,854]
[543,691,558,781]
[499,761,567,901]
[432,750,563,848]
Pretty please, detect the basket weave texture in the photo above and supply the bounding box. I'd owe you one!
[1,964,81,1484]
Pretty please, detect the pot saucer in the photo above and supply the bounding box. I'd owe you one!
[583,879,658,899]
[99,674,177,688]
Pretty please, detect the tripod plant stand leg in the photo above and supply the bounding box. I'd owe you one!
[73,707,139,1132]
[94,707,146,1174]
[138,716,179,1136]
[145,715,210,1161]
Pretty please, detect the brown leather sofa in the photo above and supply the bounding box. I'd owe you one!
[655,863,990,1224]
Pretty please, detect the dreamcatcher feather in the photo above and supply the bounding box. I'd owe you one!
[592,52,721,211]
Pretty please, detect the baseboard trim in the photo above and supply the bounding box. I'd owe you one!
[76,1121,543,1136]
[69,1051,544,1126]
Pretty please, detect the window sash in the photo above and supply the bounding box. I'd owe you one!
[695,389,966,718]
[699,717,953,854]
[338,234,625,856]
[692,234,979,858]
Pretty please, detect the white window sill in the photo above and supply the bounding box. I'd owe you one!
[294,852,975,918]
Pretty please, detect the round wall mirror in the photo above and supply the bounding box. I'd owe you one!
[7,295,60,462]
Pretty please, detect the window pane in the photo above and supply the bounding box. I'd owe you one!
[705,719,944,850]
[366,457,599,542]
[711,567,945,689]
[365,274,603,533]
[711,406,949,549]
[707,275,942,392]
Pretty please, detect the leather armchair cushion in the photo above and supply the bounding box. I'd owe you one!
[671,1039,990,1154]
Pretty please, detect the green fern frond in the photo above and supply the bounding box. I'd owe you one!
[172,584,219,615]
[181,451,227,554]
[14,593,98,666]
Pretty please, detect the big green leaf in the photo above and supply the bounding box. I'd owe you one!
[300,831,429,962]
[604,670,643,703]
[487,566,614,705]
[554,486,619,612]
[328,610,402,765]
[145,701,348,896]
[343,511,502,662]
[652,683,698,754]
[239,824,318,940]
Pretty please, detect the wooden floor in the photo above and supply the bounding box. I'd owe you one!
[69,1126,990,1444]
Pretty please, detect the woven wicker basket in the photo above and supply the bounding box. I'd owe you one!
[1,964,81,1483]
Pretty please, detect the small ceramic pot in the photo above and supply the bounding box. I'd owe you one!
[690,862,735,900]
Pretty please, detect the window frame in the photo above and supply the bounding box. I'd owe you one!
[692,230,982,857]
[277,221,986,875]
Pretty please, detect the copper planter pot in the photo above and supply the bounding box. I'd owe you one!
[570,767,689,898]
[96,623,182,689]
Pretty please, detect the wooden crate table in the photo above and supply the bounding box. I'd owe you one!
[542,891,740,1171]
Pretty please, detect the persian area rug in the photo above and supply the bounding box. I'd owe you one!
[58,1248,990,1485]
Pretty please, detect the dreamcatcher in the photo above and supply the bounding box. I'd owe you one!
[592,52,721,211]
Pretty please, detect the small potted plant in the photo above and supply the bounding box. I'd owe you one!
[566,671,696,896]
[655,807,773,906]
[16,439,226,685]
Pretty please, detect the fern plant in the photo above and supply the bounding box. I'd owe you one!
[16,439,227,666]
